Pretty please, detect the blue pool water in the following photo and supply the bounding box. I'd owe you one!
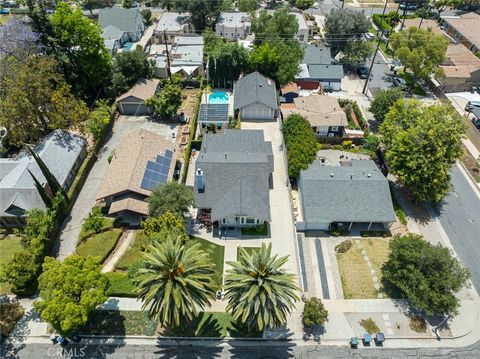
[123,42,134,52]
[208,91,229,104]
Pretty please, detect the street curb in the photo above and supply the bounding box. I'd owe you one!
[458,161,480,193]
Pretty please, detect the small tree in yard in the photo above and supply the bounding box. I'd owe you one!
[369,88,404,124]
[147,182,195,218]
[382,234,470,317]
[303,297,328,327]
[83,207,104,233]
[145,80,182,118]
[34,256,108,336]
[142,210,188,242]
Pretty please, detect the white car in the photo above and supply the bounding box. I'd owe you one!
[364,32,375,41]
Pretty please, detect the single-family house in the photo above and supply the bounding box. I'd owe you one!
[280,82,299,103]
[291,12,309,43]
[281,95,347,137]
[215,12,251,40]
[439,44,480,93]
[297,159,396,231]
[440,12,480,52]
[296,44,344,91]
[99,7,144,43]
[96,129,176,224]
[154,12,193,44]
[0,130,86,227]
[102,25,128,54]
[233,71,278,121]
[194,130,273,229]
[198,103,229,132]
[116,78,160,116]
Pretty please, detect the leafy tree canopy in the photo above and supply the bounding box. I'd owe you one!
[303,297,329,327]
[142,211,188,242]
[294,0,315,10]
[380,99,464,202]
[369,87,404,123]
[110,49,154,97]
[253,9,299,42]
[238,0,258,12]
[324,9,370,54]
[170,0,222,30]
[0,17,40,60]
[342,40,374,66]
[86,100,112,142]
[147,182,195,217]
[382,234,470,316]
[34,256,108,335]
[390,27,448,80]
[145,79,182,117]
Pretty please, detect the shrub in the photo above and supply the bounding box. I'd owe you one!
[83,207,104,234]
[0,302,25,337]
[372,14,392,32]
[329,229,349,237]
[362,134,381,153]
[335,240,352,254]
[409,316,427,333]
[303,297,329,327]
[86,100,112,143]
[342,140,353,149]
[360,318,380,334]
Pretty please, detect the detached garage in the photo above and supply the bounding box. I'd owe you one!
[116,78,160,116]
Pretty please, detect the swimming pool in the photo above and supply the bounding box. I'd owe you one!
[208,91,229,104]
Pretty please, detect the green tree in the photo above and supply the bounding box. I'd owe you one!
[249,43,280,80]
[172,0,222,30]
[141,9,153,25]
[207,39,250,88]
[83,207,105,233]
[34,256,108,335]
[382,234,470,316]
[50,2,111,96]
[0,250,41,296]
[324,9,370,54]
[295,0,314,10]
[253,9,299,42]
[282,114,319,178]
[142,211,188,242]
[369,87,404,123]
[86,100,112,142]
[147,182,195,217]
[342,40,374,66]
[380,99,464,202]
[390,27,448,81]
[303,297,329,327]
[123,0,133,8]
[224,243,299,331]
[27,147,63,197]
[110,49,154,96]
[135,239,216,326]
[145,80,182,117]
[26,0,56,51]
[0,56,88,146]
[238,0,258,12]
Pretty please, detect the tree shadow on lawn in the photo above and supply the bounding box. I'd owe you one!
[79,310,127,336]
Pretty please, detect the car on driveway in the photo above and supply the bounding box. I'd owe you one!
[357,65,369,79]
[392,77,408,89]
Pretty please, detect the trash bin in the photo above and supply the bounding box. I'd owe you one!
[363,333,372,346]
[350,336,359,348]
[375,332,385,346]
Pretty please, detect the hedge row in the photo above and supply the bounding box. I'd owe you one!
[372,14,392,33]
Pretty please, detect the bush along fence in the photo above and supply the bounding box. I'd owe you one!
[338,99,367,130]
[181,82,204,184]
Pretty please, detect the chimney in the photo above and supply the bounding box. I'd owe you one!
[224,152,227,159]
[196,168,204,193]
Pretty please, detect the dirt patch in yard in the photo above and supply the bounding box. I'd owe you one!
[461,144,480,183]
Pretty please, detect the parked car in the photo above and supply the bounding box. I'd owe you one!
[0,7,10,14]
[465,101,480,112]
[392,77,408,89]
[363,32,375,41]
[357,65,369,79]
[472,118,480,131]
[400,2,418,10]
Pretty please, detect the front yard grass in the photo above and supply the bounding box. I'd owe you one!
[76,228,123,262]
[115,231,148,270]
[398,71,427,97]
[79,217,115,242]
[336,239,390,299]
[0,236,22,295]
[190,237,224,283]
[81,310,157,336]
[104,271,137,297]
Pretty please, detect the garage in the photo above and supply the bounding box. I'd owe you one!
[116,78,159,116]
[118,101,153,116]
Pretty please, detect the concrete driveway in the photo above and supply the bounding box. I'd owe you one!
[54,116,178,260]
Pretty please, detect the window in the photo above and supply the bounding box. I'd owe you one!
[331,126,338,132]
[328,133,335,137]
[299,35,304,41]
[316,126,328,135]
[241,217,244,224]
[246,218,255,224]
[256,219,260,224]
[222,218,226,224]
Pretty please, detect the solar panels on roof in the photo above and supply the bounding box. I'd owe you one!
[140,149,173,191]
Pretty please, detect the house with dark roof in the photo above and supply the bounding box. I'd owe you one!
[297,159,396,231]
[198,103,229,132]
[0,130,86,227]
[99,7,144,43]
[102,25,128,54]
[296,44,344,91]
[194,130,273,228]
[233,72,278,121]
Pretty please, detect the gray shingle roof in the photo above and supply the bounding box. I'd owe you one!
[198,104,229,123]
[194,130,273,222]
[303,44,333,65]
[233,71,278,111]
[99,8,144,34]
[299,160,396,224]
[307,64,344,81]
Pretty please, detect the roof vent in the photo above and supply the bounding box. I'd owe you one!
[330,173,334,177]
[196,168,204,192]
[350,174,353,179]
[224,152,227,159]
[367,173,371,178]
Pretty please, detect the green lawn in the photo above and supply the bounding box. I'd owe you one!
[80,310,157,336]
[190,237,225,283]
[236,246,260,259]
[76,228,123,262]
[0,14,11,25]
[79,217,115,241]
[241,223,268,236]
[104,271,137,297]
[115,231,148,270]
[0,236,22,295]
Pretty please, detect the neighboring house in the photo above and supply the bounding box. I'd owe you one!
[102,25,128,54]
[215,12,251,40]
[440,12,480,52]
[116,78,160,116]
[296,44,344,91]
[194,130,273,228]
[280,82,299,104]
[0,130,86,227]
[154,12,192,44]
[96,129,176,225]
[281,95,347,137]
[291,12,309,43]
[99,7,144,42]
[233,71,278,121]
[439,43,480,92]
[297,159,396,231]
[198,103,229,132]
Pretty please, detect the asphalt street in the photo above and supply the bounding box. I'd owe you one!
[432,165,480,293]
[367,50,394,94]
[2,341,480,359]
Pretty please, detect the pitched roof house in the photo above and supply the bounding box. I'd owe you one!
[233,72,278,121]
[439,44,480,92]
[154,12,193,44]
[291,12,309,43]
[281,95,347,137]
[441,12,480,52]
[116,78,160,116]
[297,159,396,231]
[0,130,86,227]
[97,129,176,223]
[194,130,273,228]
[99,7,145,42]
[102,25,128,54]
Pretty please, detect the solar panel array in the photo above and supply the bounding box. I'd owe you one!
[140,149,174,191]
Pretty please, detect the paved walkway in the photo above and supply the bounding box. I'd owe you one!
[101,230,135,273]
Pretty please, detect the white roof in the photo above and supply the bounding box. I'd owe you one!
[217,12,251,27]
[156,12,190,32]
[291,12,308,31]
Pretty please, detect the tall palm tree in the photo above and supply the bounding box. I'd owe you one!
[135,239,216,326]
[224,243,300,332]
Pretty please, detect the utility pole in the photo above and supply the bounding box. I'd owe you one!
[164,30,171,81]
[362,0,389,95]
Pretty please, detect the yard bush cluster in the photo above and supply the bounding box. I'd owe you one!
[335,240,352,254]
[360,230,391,237]
[303,297,329,328]
[328,229,350,237]
[338,99,366,130]
[0,302,24,337]
[86,100,114,143]
[282,114,319,178]
[372,14,392,33]
[360,318,380,334]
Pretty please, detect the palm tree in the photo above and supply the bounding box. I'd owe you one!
[224,243,300,332]
[135,239,216,327]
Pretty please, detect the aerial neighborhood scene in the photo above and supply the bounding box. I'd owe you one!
[1,0,480,357]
